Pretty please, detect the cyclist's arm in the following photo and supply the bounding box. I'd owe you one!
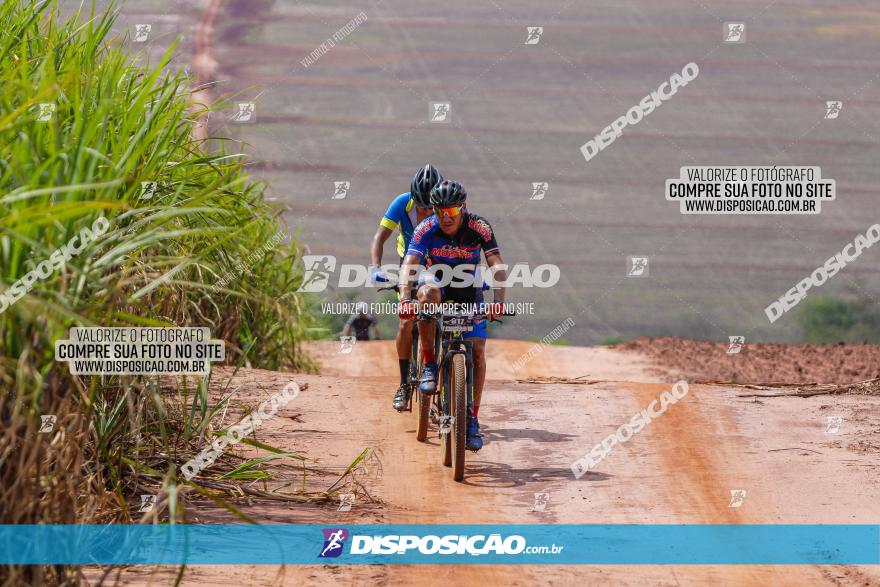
[486,252,506,304]
[370,225,393,267]
[373,194,408,267]
[399,253,423,299]
[401,217,433,299]
[479,216,505,304]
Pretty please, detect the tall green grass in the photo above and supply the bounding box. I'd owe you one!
[0,1,319,583]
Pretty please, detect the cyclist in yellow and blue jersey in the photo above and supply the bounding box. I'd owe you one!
[369,164,444,409]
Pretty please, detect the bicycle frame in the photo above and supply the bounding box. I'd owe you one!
[439,332,474,429]
[413,312,477,438]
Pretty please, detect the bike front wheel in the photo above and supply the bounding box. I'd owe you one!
[450,353,467,481]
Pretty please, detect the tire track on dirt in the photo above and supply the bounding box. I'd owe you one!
[191,0,222,143]
[625,381,834,585]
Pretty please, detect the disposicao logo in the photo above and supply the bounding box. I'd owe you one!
[318,528,349,558]
[317,530,563,558]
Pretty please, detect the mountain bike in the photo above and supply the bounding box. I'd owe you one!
[381,284,512,481]
[417,306,513,482]
[378,285,436,441]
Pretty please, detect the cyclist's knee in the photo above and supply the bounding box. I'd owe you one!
[417,284,441,303]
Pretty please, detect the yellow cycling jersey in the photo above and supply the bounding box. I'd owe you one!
[379,193,418,258]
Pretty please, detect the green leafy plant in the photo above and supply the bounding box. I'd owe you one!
[0,1,324,583]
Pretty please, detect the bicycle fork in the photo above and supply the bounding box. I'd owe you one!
[439,340,473,435]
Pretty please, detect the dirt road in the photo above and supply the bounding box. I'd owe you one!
[127,340,880,587]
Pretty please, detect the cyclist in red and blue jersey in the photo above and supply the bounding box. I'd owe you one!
[371,164,443,410]
[397,179,507,452]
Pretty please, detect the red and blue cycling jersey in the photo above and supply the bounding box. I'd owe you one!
[406,211,500,300]
[407,211,499,264]
[406,211,500,337]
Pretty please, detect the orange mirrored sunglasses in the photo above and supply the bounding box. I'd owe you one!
[433,205,463,219]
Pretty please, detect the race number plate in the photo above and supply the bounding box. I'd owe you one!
[442,315,474,332]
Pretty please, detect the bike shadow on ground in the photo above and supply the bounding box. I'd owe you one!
[410,435,611,488]
[410,429,576,446]
[481,428,577,443]
[457,460,612,489]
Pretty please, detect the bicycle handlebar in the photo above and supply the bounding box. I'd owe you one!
[374,281,514,320]
[415,308,517,321]
[375,279,496,294]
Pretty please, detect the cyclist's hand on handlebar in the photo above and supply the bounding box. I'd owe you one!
[370,266,390,285]
[486,302,506,322]
[398,299,417,319]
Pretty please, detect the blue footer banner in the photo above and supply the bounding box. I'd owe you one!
[2,525,878,565]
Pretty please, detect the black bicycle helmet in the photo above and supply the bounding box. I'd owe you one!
[410,164,443,207]
[429,179,467,207]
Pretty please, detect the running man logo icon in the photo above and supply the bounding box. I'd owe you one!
[231,103,256,123]
[339,336,356,354]
[332,181,350,199]
[724,23,745,43]
[532,492,550,511]
[37,103,55,122]
[727,336,745,354]
[430,102,451,123]
[825,415,843,434]
[337,493,355,511]
[138,495,156,512]
[194,110,211,130]
[627,256,649,277]
[530,182,549,200]
[297,255,336,292]
[319,528,349,558]
[824,101,842,119]
[140,181,157,200]
[133,24,151,43]
[39,415,57,433]
[524,27,544,45]
[728,489,747,508]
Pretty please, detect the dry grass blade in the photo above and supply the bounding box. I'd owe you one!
[192,479,335,505]
[515,376,602,385]
[714,377,880,398]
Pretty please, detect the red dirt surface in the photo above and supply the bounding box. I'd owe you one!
[618,337,880,385]
[92,340,880,586]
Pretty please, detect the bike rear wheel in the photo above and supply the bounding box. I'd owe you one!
[413,357,431,442]
[450,353,467,482]
[407,326,421,386]
[409,322,431,442]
